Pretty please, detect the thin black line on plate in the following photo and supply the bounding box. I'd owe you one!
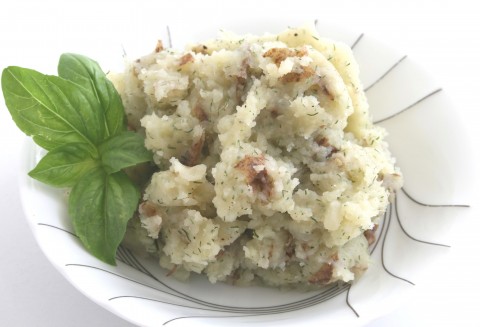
[115,246,129,264]
[167,26,173,48]
[401,188,470,208]
[66,263,225,308]
[37,223,78,238]
[350,33,364,50]
[374,88,442,124]
[118,246,155,278]
[113,271,347,313]
[114,244,350,312]
[163,314,261,326]
[116,246,145,271]
[394,196,451,248]
[73,252,348,313]
[370,209,388,255]
[108,295,246,313]
[114,247,231,309]
[108,285,350,315]
[345,284,360,317]
[113,247,344,313]
[109,293,333,315]
[364,55,407,92]
[64,263,186,299]
[381,204,415,286]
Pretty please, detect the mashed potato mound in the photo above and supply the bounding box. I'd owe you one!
[112,25,403,288]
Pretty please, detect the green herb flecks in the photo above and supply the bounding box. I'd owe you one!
[1,54,152,265]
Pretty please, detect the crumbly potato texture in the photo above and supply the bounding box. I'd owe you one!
[112,25,403,289]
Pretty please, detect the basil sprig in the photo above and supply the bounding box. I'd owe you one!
[1,54,152,264]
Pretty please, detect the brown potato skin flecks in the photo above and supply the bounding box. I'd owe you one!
[155,40,164,53]
[235,156,273,201]
[263,47,308,66]
[308,263,334,284]
[279,66,315,83]
[179,53,194,66]
[118,25,403,289]
[180,132,206,167]
[364,224,378,246]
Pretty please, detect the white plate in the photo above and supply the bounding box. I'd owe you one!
[19,20,472,327]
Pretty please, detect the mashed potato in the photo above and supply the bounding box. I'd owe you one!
[112,25,403,288]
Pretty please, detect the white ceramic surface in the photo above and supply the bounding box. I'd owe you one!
[18,20,472,327]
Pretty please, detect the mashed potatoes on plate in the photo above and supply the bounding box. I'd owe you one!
[110,25,403,288]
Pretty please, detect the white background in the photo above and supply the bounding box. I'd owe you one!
[0,0,479,326]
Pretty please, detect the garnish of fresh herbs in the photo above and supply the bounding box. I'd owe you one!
[1,54,152,264]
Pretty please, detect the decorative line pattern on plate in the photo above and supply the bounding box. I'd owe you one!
[346,284,359,318]
[107,283,349,315]
[109,251,351,313]
[162,314,261,326]
[395,193,449,248]
[374,88,442,124]
[401,188,470,208]
[380,203,415,286]
[393,188,469,248]
[37,223,78,238]
[350,33,364,49]
[364,55,407,92]
[117,242,353,314]
[167,26,173,48]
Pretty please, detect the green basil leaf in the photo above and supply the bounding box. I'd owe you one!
[68,167,139,265]
[99,131,152,174]
[1,66,104,151]
[58,54,126,137]
[2,55,143,266]
[28,143,99,187]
